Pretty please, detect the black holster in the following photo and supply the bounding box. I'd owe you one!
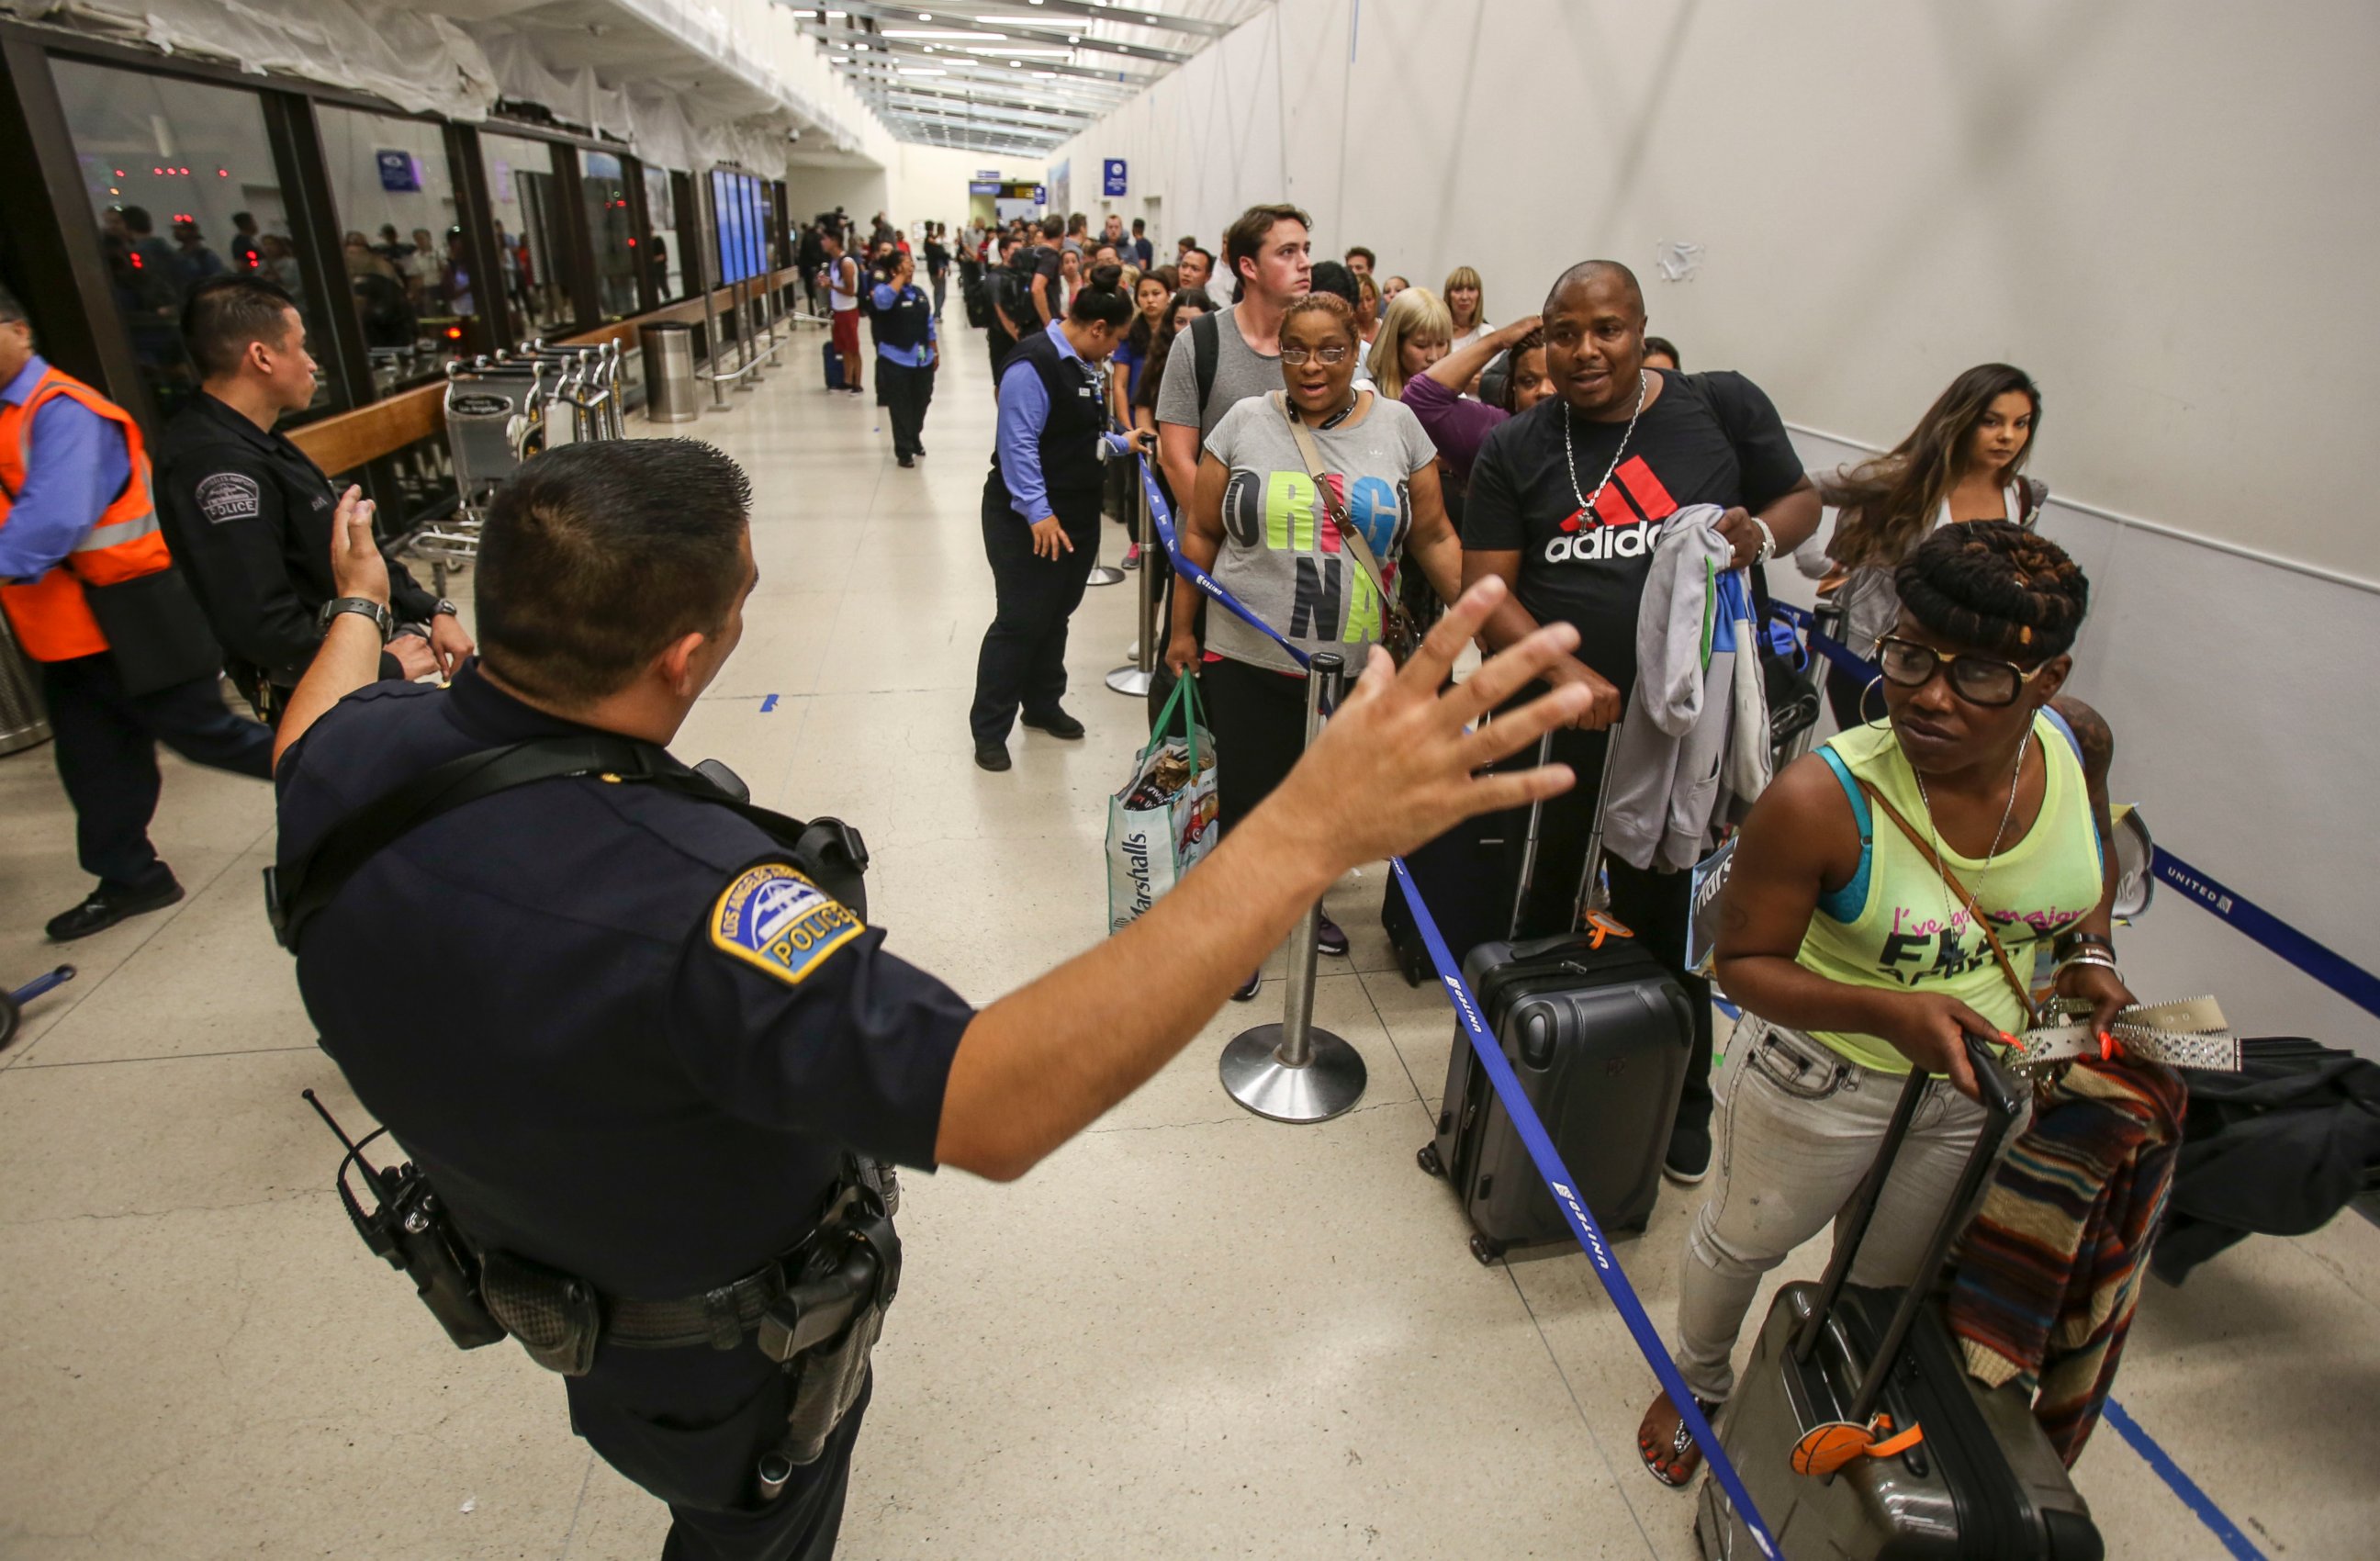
[758,1171,903,1466]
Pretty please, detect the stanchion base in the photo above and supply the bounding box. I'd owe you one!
[1105,665,1153,697]
[1084,566,1127,588]
[1219,1025,1367,1123]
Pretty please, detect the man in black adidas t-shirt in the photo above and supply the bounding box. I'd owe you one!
[1461,259,1820,1181]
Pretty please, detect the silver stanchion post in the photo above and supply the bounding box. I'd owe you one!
[1218,651,1368,1122]
[701,282,727,410]
[1106,474,1156,697]
[734,276,761,390]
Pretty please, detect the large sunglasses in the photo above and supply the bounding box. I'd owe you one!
[1873,635,2049,709]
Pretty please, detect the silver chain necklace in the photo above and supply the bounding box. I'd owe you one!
[1906,727,2032,939]
[1560,369,1649,520]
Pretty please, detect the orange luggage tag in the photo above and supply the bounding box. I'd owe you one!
[1789,1412,1925,1477]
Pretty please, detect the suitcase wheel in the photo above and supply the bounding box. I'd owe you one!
[1415,1143,1444,1179]
[1397,946,1429,988]
[1469,1233,1504,1266]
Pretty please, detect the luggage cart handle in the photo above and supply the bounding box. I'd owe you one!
[1506,724,1629,939]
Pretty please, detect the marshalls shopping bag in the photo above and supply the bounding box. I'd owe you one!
[1106,677,1219,935]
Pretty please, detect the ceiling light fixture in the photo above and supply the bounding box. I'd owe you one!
[881,28,1004,38]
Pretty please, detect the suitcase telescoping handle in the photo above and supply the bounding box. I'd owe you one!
[1506,730,1629,938]
[1791,1031,2025,1424]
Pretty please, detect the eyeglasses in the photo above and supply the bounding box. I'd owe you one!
[1873,635,2049,708]
[1280,345,1353,365]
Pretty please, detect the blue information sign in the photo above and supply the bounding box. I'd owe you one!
[376,150,419,193]
[1102,158,1128,197]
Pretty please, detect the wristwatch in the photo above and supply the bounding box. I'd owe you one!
[319,596,394,642]
[432,598,460,619]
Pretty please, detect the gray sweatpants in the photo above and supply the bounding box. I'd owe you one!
[1670,1013,2020,1404]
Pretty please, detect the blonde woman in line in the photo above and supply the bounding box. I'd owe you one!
[1366,286,1453,402]
[1443,264,1489,349]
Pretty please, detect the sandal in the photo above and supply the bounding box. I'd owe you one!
[1637,1389,1723,1488]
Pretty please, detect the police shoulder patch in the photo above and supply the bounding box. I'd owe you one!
[709,862,865,986]
[196,470,264,523]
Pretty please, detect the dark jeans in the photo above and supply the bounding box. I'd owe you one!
[929,273,947,316]
[878,359,935,459]
[1197,653,1312,837]
[39,653,274,893]
[566,1346,869,1561]
[970,486,1101,744]
[1491,719,1715,1138]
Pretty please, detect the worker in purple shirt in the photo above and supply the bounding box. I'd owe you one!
[0,285,272,942]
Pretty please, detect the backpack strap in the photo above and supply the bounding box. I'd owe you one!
[1191,310,1220,421]
[268,735,868,952]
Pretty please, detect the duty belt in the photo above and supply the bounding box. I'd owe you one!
[2006,995,2240,1073]
[609,1267,785,1351]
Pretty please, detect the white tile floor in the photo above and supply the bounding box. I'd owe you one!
[2,331,2374,1560]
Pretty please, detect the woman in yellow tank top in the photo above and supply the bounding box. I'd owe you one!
[1638,522,2134,1486]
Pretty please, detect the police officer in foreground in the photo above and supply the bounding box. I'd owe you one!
[153,275,471,724]
[272,437,1593,1559]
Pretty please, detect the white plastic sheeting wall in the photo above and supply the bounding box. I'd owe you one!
[1049,0,2380,1054]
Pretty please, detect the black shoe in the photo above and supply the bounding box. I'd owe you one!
[1231,969,1262,1003]
[897,454,915,468]
[46,878,185,941]
[1316,913,1350,957]
[1021,708,1085,740]
[1664,1122,1712,1185]
[973,741,1012,772]
[912,442,926,455]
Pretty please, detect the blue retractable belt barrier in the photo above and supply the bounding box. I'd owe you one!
[1768,600,2380,1019]
[1387,859,1782,1558]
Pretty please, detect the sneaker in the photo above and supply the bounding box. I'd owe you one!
[46,877,185,941]
[973,741,1012,772]
[1020,707,1085,740]
[1316,913,1350,957]
[1231,969,1263,1003]
[1663,1122,1712,1185]
[1122,544,1142,569]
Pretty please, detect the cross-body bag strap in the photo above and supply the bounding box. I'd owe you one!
[1854,776,2041,1027]
[1273,390,1396,608]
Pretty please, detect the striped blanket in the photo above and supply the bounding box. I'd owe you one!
[1947,1058,2190,1465]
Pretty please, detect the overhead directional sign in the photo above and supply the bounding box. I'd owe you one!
[1103,158,1128,197]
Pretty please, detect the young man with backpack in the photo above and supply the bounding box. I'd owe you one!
[824,230,864,397]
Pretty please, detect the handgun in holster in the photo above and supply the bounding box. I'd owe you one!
[303,1090,507,1351]
[758,1173,904,1466]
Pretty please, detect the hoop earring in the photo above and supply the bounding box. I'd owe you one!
[1859,675,1891,727]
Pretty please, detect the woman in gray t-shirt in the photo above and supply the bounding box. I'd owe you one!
[1165,293,1462,983]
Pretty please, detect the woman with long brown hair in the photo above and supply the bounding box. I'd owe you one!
[1814,364,2048,726]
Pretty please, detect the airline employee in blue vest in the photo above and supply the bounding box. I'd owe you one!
[969,265,1143,772]
[870,252,937,467]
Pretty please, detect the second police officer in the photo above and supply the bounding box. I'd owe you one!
[270,433,1595,1560]
[153,276,472,724]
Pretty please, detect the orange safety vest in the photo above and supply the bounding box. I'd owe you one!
[0,366,171,662]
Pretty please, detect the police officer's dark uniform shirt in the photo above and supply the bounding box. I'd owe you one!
[276,663,974,1299]
[153,391,441,696]
[1462,367,1802,698]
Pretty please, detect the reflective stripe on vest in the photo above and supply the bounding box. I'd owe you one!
[0,368,167,660]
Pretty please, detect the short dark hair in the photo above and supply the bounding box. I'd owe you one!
[232,210,255,229]
[181,275,300,378]
[0,284,25,325]
[476,441,753,706]
[1131,218,1145,232]
[1182,246,1212,272]
[119,205,154,233]
[1896,522,2089,663]
[1040,214,1065,241]
[1643,335,1681,367]
[1069,264,1136,328]
[1223,203,1310,285]
[1308,261,1358,308]
[1344,245,1375,267]
[1544,258,1644,320]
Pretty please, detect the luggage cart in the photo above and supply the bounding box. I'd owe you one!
[406,355,550,594]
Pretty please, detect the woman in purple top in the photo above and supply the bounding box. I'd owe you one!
[1398,314,1553,485]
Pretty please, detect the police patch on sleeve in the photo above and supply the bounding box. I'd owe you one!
[196,471,263,523]
[709,863,865,986]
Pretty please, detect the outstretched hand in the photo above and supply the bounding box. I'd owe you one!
[1264,576,1593,873]
[330,485,391,606]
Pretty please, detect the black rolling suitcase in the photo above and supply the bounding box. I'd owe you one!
[1696,1036,2103,1560]
[1417,739,1694,1261]
[823,339,846,391]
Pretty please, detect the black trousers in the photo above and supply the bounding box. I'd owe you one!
[1491,719,1715,1138]
[1197,653,1311,837]
[39,653,274,893]
[878,359,935,459]
[970,487,1101,744]
[567,1346,870,1561]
